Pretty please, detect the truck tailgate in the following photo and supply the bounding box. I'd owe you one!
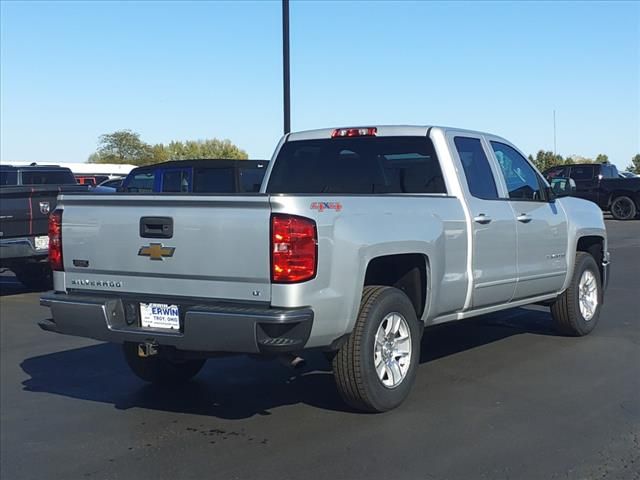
[58,195,272,302]
[0,186,59,239]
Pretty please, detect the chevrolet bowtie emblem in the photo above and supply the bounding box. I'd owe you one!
[138,243,175,261]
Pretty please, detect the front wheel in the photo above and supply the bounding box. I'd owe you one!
[610,196,637,220]
[551,252,602,336]
[332,286,422,412]
[123,343,206,384]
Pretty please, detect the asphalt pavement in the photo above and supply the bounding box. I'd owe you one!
[1,219,638,480]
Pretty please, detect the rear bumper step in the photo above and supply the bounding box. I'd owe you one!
[39,292,313,354]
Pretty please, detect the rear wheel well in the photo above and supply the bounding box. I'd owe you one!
[576,236,604,278]
[608,190,639,208]
[364,254,427,319]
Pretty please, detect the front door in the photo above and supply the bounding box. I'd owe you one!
[451,135,518,308]
[489,141,569,299]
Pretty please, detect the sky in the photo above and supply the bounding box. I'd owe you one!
[1,1,639,169]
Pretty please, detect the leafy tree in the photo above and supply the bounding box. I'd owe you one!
[565,155,593,164]
[89,130,151,164]
[88,130,248,165]
[162,139,248,160]
[530,150,565,172]
[627,154,640,174]
[595,154,609,163]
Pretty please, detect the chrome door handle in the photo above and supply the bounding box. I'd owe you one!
[473,214,492,225]
[517,213,532,223]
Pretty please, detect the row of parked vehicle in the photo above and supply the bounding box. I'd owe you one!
[0,160,269,289]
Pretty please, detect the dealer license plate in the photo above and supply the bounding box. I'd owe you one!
[35,235,49,250]
[140,303,180,330]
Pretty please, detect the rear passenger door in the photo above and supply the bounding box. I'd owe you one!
[450,134,518,308]
[568,165,597,203]
[488,140,568,299]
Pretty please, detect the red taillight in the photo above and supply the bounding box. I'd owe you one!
[48,209,63,271]
[331,127,377,138]
[271,214,317,283]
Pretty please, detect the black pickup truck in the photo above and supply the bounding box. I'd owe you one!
[0,164,88,289]
[544,163,640,220]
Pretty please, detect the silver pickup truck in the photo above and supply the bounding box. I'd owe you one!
[40,126,609,412]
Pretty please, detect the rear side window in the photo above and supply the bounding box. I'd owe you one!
[21,170,75,185]
[162,169,190,193]
[267,136,446,194]
[0,170,18,185]
[569,165,594,180]
[239,167,266,193]
[454,137,499,200]
[192,167,235,193]
[124,171,155,192]
[491,142,545,201]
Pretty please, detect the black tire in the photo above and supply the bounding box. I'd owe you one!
[551,252,602,336]
[123,343,205,384]
[610,195,637,220]
[332,286,422,412]
[12,263,52,290]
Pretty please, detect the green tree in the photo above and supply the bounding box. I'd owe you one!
[89,130,152,164]
[162,139,248,160]
[626,154,640,174]
[88,130,248,165]
[530,150,565,172]
[565,155,593,164]
[595,154,609,163]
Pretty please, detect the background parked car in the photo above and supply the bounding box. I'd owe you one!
[0,164,89,289]
[120,159,269,193]
[543,163,640,220]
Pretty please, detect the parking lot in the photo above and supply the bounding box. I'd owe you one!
[0,218,638,480]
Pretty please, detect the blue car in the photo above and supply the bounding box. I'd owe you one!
[120,159,269,194]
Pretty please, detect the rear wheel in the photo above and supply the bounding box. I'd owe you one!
[610,196,636,220]
[12,263,52,290]
[551,252,602,336]
[332,286,421,412]
[123,343,205,384]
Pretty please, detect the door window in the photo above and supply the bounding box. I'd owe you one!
[239,167,266,192]
[162,169,191,192]
[124,171,155,192]
[0,170,18,185]
[569,165,594,180]
[21,170,76,185]
[491,142,545,201]
[453,137,499,200]
[192,167,235,193]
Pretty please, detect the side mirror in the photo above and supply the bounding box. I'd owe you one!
[549,177,576,198]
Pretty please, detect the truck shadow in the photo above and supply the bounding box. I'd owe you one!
[0,272,46,296]
[21,306,557,418]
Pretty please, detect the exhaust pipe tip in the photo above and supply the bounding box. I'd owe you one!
[279,354,306,369]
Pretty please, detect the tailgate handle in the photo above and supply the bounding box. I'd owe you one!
[140,217,173,239]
